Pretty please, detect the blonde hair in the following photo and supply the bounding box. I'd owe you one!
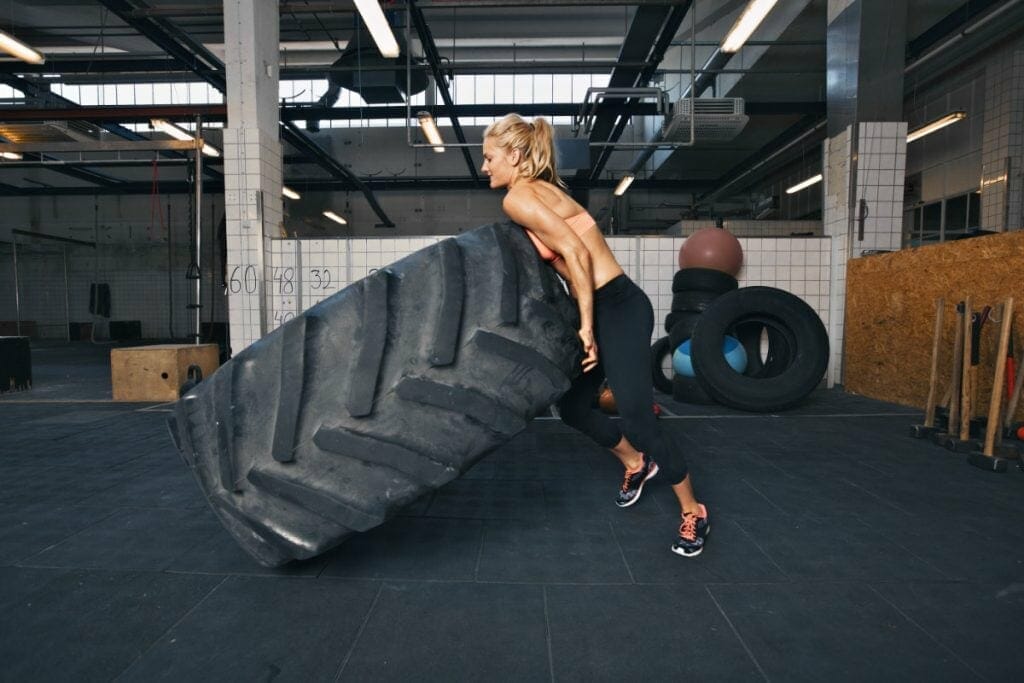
[484,113,566,188]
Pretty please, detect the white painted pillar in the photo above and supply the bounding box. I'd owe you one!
[222,0,282,353]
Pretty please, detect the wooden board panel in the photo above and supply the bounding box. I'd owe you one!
[845,231,1024,424]
[111,344,220,402]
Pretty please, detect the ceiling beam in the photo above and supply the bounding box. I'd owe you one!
[0,176,715,197]
[280,121,395,227]
[695,116,827,207]
[97,0,226,90]
[95,0,393,227]
[573,2,690,185]
[408,0,480,182]
[0,102,822,124]
[589,0,691,181]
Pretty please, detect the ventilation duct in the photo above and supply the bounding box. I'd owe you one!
[662,97,749,142]
[330,23,428,104]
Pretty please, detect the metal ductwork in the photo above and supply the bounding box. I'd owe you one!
[661,97,749,142]
[327,22,428,104]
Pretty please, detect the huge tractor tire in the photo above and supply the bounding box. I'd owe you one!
[690,286,828,412]
[168,222,582,567]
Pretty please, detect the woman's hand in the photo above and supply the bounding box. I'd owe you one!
[579,327,599,373]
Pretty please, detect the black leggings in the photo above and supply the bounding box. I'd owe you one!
[557,274,688,484]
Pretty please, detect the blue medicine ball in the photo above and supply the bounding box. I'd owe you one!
[673,335,748,377]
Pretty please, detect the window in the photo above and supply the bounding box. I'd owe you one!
[945,194,970,239]
[968,192,980,230]
[921,202,942,244]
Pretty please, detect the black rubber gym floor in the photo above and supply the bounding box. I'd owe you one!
[2,343,1023,681]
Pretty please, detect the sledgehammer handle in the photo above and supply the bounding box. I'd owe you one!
[984,298,1014,455]
[924,299,944,428]
[959,297,973,441]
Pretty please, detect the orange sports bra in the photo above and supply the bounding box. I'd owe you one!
[525,210,597,262]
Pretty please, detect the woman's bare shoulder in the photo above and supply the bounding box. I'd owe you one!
[509,180,580,217]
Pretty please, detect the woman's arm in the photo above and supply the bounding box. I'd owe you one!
[502,187,598,372]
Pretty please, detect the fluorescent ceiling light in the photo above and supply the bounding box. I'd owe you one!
[150,118,220,157]
[353,0,400,58]
[282,186,301,200]
[0,29,45,64]
[323,210,348,225]
[1,151,23,160]
[721,0,778,53]
[906,111,967,143]
[417,111,445,152]
[785,173,823,194]
[613,174,635,196]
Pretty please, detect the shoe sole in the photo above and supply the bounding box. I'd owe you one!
[670,523,710,557]
[615,462,660,508]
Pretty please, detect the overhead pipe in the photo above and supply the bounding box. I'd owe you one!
[694,118,826,207]
[97,0,393,226]
[584,2,692,182]
[407,0,480,181]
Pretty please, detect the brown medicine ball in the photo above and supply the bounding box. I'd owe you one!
[678,228,744,276]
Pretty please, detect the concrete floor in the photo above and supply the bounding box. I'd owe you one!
[2,344,1024,681]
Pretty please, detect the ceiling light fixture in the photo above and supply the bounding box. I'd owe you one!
[150,118,220,157]
[613,174,635,196]
[785,173,823,194]
[353,0,400,58]
[416,111,445,152]
[323,210,348,225]
[0,29,45,64]
[720,0,779,53]
[906,111,967,143]
[0,151,23,160]
[282,186,301,200]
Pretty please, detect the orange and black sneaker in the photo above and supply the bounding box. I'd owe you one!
[614,454,659,507]
[671,504,709,557]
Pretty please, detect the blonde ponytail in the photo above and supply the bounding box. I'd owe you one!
[484,113,567,188]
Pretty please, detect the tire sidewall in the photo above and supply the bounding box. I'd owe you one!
[691,287,829,412]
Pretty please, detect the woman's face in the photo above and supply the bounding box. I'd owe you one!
[481,137,520,189]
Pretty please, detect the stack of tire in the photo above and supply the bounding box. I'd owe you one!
[651,228,830,413]
[652,268,738,405]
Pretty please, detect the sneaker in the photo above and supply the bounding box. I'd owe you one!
[671,504,709,557]
[615,454,659,507]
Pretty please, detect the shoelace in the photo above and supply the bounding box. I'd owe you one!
[620,461,644,492]
[679,512,699,541]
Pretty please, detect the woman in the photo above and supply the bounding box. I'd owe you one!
[481,113,709,557]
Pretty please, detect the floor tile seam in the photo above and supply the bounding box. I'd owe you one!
[703,584,772,682]
[312,576,828,587]
[862,528,959,581]
[333,582,385,683]
[10,505,126,566]
[109,574,230,683]
[473,521,486,581]
[728,518,790,578]
[839,477,915,514]
[743,452,800,479]
[865,583,988,681]
[606,518,636,584]
[737,479,788,515]
[163,568,324,579]
[652,412,917,420]
[542,586,556,683]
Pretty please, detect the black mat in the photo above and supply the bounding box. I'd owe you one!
[3,358,1024,680]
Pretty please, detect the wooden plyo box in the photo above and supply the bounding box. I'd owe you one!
[111,344,220,402]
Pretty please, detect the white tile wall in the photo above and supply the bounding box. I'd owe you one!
[855,121,908,254]
[263,235,835,385]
